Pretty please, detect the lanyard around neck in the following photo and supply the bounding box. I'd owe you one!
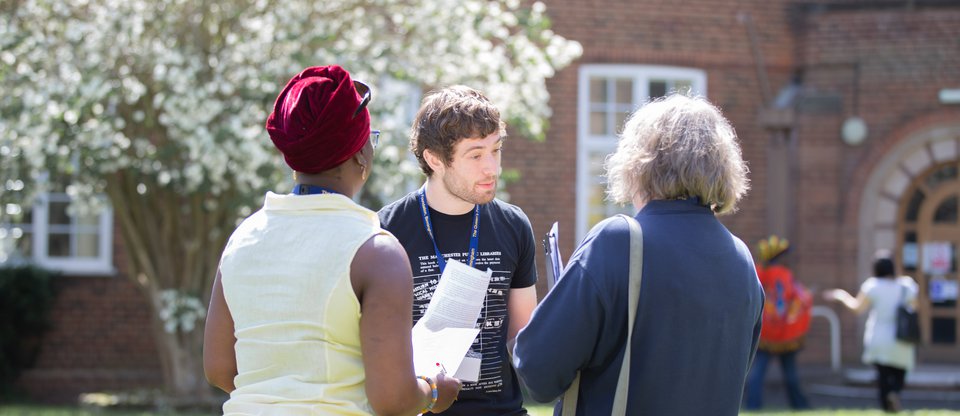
[417,187,480,273]
[292,184,340,195]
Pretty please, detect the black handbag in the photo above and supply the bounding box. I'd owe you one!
[895,285,920,343]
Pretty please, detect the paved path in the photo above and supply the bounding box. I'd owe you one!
[754,365,960,411]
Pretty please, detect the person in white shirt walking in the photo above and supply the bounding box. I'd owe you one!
[824,250,918,412]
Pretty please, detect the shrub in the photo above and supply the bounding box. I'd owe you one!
[0,265,57,395]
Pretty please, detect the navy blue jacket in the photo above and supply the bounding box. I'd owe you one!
[514,199,764,415]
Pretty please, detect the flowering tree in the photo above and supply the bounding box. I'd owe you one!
[0,0,580,401]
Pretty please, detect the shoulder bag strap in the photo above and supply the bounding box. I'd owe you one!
[560,215,643,416]
[612,214,643,416]
[560,372,580,416]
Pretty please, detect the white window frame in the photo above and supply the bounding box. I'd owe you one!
[576,64,708,241]
[2,192,114,275]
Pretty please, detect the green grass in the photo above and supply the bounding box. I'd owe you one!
[527,403,554,415]
[4,403,544,415]
[0,406,208,416]
[3,404,959,416]
[740,412,960,415]
[529,403,960,416]
[0,405,549,415]
[517,396,960,416]
[525,406,960,416]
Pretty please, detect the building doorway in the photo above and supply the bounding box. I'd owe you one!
[898,161,959,362]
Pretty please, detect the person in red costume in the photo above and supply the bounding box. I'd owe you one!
[744,235,812,410]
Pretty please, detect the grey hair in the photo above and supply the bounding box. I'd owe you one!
[604,94,750,215]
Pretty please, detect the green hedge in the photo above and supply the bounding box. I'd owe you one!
[0,265,57,396]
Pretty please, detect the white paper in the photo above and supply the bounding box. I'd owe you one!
[923,241,953,275]
[453,356,482,383]
[412,326,480,379]
[412,258,492,382]
[414,258,492,332]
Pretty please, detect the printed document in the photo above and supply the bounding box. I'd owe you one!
[412,258,492,382]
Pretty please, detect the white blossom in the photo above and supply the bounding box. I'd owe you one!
[157,289,207,334]
[0,0,580,319]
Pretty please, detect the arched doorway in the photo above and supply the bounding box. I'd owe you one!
[859,124,960,364]
[898,161,959,361]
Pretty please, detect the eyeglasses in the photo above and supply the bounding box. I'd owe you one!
[353,80,371,118]
[370,129,381,149]
[353,80,378,149]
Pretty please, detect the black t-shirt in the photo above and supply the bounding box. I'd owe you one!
[378,191,537,416]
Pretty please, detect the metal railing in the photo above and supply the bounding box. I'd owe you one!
[811,305,841,372]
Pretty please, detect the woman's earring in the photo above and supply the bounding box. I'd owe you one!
[360,164,368,181]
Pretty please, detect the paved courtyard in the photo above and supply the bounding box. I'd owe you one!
[755,365,960,412]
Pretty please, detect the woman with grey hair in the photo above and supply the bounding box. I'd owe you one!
[514,94,764,415]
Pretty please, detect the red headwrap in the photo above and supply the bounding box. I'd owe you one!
[266,65,371,174]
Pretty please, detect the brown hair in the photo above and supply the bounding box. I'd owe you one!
[410,85,506,176]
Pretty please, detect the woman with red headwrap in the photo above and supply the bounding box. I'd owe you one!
[204,65,460,415]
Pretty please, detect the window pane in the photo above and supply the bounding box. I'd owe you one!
[588,151,607,178]
[588,182,607,227]
[904,189,925,222]
[48,201,71,226]
[615,111,630,134]
[75,232,100,258]
[76,212,99,227]
[934,196,958,224]
[590,78,607,103]
[590,111,608,135]
[902,231,918,271]
[48,232,70,257]
[587,152,608,227]
[615,79,633,104]
[586,151,634,230]
[674,79,693,94]
[649,80,667,99]
[926,164,958,190]
[931,317,956,345]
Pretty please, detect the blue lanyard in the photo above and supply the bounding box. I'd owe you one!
[292,184,340,195]
[417,187,480,272]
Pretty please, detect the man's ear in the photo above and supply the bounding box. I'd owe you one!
[423,149,445,175]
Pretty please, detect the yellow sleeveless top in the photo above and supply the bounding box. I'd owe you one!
[219,192,383,415]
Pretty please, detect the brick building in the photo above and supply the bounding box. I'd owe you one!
[11,0,960,402]
[505,0,960,368]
